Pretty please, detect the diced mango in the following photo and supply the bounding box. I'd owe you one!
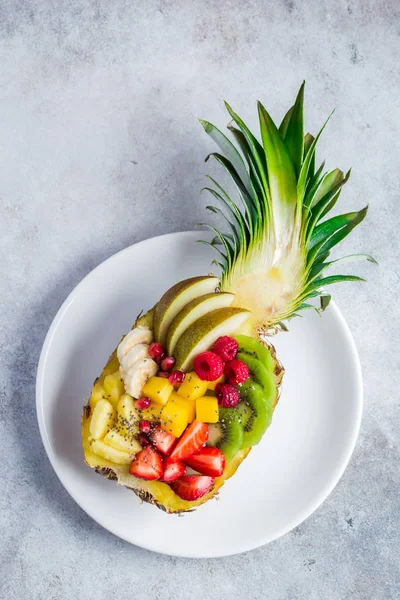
[196,395,219,423]
[117,394,140,435]
[91,439,132,465]
[207,374,225,391]
[160,393,192,437]
[104,371,125,407]
[90,382,106,407]
[176,372,208,401]
[142,376,173,406]
[138,401,164,423]
[90,399,116,439]
[103,429,142,454]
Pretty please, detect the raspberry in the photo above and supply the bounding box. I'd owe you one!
[224,360,249,386]
[215,383,241,408]
[194,351,224,381]
[213,336,239,362]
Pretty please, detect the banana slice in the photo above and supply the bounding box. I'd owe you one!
[117,326,153,363]
[119,343,149,377]
[124,357,158,398]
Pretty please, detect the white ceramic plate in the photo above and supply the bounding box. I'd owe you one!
[36,231,362,558]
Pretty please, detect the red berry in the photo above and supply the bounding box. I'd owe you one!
[129,446,163,480]
[215,383,241,408]
[213,336,239,362]
[161,356,175,371]
[139,420,151,433]
[193,351,224,382]
[162,458,186,483]
[135,397,151,410]
[224,359,249,386]
[158,370,170,378]
[148,342,164,361]
[169,370,185,386]
[171,475,214,501]
[138,432,150,446]
[149,425,177,455]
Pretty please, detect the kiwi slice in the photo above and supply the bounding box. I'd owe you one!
[238,380,273,448]
[236,352,276,397]
[234,335,274,372]
[207,408,243,462]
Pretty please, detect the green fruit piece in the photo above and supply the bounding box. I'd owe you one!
[236,352,276,396]
[207,408,243,462]
[174,307,251,371]
[237,380,273,448]
[166,292,235,355]
[153,276,219,346]
[233,334,274,372]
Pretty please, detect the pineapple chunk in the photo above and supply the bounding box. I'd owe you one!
[90,382,106,407]
[117,394,140,434]
[103,429,142,454]
[207,374,225,391]
[160,393,192,437]
[142,376,173,406]
[89,399,116,440]
[177,372,208,401]
[90,439,132,465]
[104,371,125,407]
[196,395,219,423]
[138,401,163,423]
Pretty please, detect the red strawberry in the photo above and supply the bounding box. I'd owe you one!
[213,336,239,362]
[129,446,163,480]
[171,475,214,501]
[224,359,249,385]
[162,458,186,483]
[215,383,241,408]
[194,351,224,381]
[184,447,226,477]
[149,425,177,455]
[169,421,209,462]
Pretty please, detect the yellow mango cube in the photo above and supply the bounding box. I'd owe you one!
[142,376,173,406]
[160,393,192,437]
[207,374,225,391]
[177,372,208,401]
[196,395,219,423]
[138,401,163,422]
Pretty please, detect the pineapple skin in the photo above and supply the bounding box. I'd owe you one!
[81,309,283,513]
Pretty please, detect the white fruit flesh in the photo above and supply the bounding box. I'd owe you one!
[117,325,153,363]
[89,399,116,440]
[124,357,158,398]
[119,343,149,377]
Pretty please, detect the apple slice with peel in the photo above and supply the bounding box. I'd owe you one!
[174,307,251,371]
[153,276,219,346]
[166,292,234,355]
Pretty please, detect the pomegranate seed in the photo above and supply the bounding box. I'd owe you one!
[161,356,176,371]
[148,342,164,361]
[135,397,151,410]
[138,432,150,446]
[139,420,151,433]
[158,370,170,378]
[169,370,185,386]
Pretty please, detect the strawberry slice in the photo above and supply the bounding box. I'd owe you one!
[171,475,214,501]
[184,447,226,478]
[149,425,177,455]
[129,446,163,480]
[169,421,209,462]
[162,458,186,483]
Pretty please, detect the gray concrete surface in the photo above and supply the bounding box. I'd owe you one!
[1,1,399,599]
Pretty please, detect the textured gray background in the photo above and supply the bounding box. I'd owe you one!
[1,1,399,599]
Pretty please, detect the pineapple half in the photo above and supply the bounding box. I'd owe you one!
[82,83,374,513]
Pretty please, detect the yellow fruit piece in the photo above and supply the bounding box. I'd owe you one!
[142,376,173,406]
[104,371,125,407]
[177,372,208,401]
[103,429,142,454]
[138,402,163,423]
[90,439,132,465]
[89,399,116,440]
[90,382,106,407]
[196,395,219,423]
[160,394,192,437]
[117,395,140,435]
[207,374,225,391]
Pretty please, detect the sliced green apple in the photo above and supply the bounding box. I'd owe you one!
[166,292,235,355]
[174,307,251,371]
[153,276,219,346]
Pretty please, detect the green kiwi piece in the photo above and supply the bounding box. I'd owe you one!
[233,335,274,372]
[238,380,273,448]
[236,352,277,398]
[207,408,243,462]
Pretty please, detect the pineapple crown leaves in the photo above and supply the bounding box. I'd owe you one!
[197,82,376,322]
